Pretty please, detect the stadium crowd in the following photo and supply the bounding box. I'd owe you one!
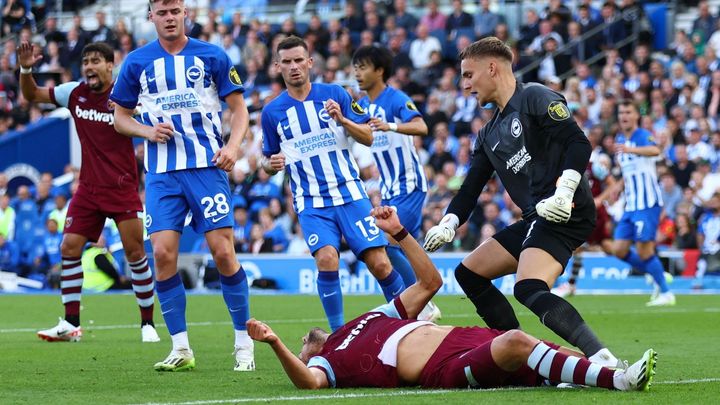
[1,0,720,287]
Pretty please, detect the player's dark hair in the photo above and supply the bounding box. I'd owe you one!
[618,99,639,113]
[352,45,393,82]
[307,327,329,345]
[276,35,308,57]
[458,36,513,63]
[81,42,114,63]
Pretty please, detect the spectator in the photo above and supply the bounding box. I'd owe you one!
[257,208,287,252]
[660,172,683,219]
[696,193,720,286]
[519,8,541,50]
[686,127,713,162]
[0,193,14,239]
[392,0,418,34]
[91,11,117,47]
[693,1,716,41]
[2,0,29,36]
[186,8,203,38]
[247,223,273,254]
[222,33,242,66]
[420,0,446,32]
[339,2,364,33]
[474,0,503,38]
[527,19,563,55]
[599,1,625,52]
[451,89,478,137]
[232,206,253,253]
[674,213,698,250]
[671,144,696,189]
[286,221,310,255]
[0,231,20,273]
[43,16,66,46]
[446,0,473,39]
[409,23,442,69]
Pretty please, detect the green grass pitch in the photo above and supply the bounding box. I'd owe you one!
[1,293,719,404]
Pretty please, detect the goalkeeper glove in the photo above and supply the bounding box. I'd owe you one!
[535,169,581,223]
[423,214,459,252]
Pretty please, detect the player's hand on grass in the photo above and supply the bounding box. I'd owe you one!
[423,214,459,252]
[16,41,42,69]
[368,117,390,132]
[371,206,402,235]
[247,318,279,344]
[212,145,239,172]
[145,122,174,144]
[324,99,345,124]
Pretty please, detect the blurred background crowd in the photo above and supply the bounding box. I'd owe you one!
[1,0,719,288]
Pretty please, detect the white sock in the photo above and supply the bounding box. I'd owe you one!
[613,370,627,390]
[171,331,190,351]
[235,330,252,348]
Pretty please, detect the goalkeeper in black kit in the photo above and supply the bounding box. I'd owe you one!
[424,37,626,368]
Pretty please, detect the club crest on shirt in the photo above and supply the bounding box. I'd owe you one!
[405,101,418,112]
[511,118,522,138]
[107,100,115,111]
[65,217,73,229]
[351,101,366,115]
[229,66,242,86]
[548,101,570,121]
[186,65,204,83]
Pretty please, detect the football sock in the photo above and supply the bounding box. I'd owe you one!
[220,267,250,331]
[317,271,344,332]
[455,263,520,330]
[170,331,190,351]
[386,245,416,286]
[641,256,670,293]
[569,253,582,285]
[515,279,604,356]
[378,269,405,301]
[156,273,187,335]
[527,342,615,389]
[623,249,669,293]
[61,256,83,327]
[129,256,155,326]
[235,329,252,348]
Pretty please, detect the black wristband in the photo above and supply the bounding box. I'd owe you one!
[392,228,409,242]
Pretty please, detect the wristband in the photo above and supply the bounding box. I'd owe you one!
[20,66,32,74]
[388,123,398,132]
[392,227,409,242]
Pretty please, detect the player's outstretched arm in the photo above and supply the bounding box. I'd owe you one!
[246,319,329,389]
[369,116,428,136]
[372,206,443,318]
[113,104,173,143]
[17,42,52,104]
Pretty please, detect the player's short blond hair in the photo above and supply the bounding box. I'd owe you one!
[459,37,513,63]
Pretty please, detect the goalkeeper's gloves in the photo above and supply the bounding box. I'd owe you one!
[535,169,581,223]
[423,213,459,252]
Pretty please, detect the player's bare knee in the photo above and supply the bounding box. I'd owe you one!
[314,249,339,270]
[499,329,535,355]
[60,240,82,257]
[124,247,146,263]
[366,251,392,279]
[152,245,177,267]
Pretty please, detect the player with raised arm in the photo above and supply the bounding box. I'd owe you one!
[352,45,440,321]
[111,0,253,372]
[611,101,673,306]
[422,37,622,368]
[19,41,160,344]
[247,206,656,392]
[262,36,406,332]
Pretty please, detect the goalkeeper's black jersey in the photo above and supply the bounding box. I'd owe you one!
[447,81,595,226]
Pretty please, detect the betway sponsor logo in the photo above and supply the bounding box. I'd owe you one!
[75,105,114,125]
[506,146,532,174]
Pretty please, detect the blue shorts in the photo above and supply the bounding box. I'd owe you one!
[382,190,426,238]
[613,205,662,242]
[145,167,234,235]
[298,198,387,257]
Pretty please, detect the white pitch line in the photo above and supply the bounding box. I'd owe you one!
[134,378,720,405]
[3,307,720,334]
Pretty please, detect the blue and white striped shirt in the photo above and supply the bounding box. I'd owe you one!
[110,38,245,174]
[357,87,427,200]
[262,83,370,213]
[616,128,663,212]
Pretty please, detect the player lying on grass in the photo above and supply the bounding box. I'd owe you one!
[248,206,657,391]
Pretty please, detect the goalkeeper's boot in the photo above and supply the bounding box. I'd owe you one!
[154,348,195,371]
[614,349,657,391]
[37,317,82,342]
[418,300,442,323]
[233,343,255,371]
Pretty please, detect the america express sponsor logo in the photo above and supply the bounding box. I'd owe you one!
[75,105,114,125]
[335,313,381,351]
[371,133,390,148]
[506,146,532,174]
[293,132,337,154]
[155,92,200,110]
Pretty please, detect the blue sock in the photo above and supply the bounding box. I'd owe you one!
[386,245,416,286]
[220,267,250,331]
[156,273,186,335]
[622,248,645,269]
[642,255,670,293]
[317,271,343,332]
[378,269,405,301]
